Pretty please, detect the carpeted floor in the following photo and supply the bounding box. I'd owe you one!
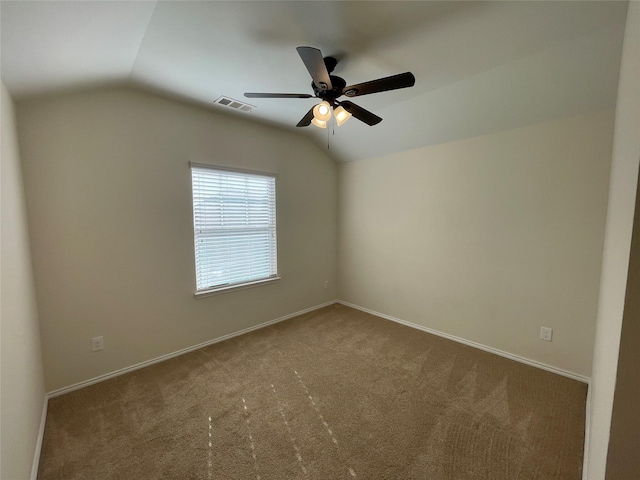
[38,304,587,479]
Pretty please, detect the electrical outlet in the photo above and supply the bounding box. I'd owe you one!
[92,336,104,351]
[324,280,329,289]
[540,327,553,342]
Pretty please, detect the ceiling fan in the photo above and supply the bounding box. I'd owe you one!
[245,46,415,128]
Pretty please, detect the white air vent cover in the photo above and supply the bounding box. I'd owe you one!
[214,96,255,113]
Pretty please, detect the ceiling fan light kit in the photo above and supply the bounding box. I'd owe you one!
[310,100,349,128]
[245,46,415,129]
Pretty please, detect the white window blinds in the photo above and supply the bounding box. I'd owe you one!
[191,165,277,292]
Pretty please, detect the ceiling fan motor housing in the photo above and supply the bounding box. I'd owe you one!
[313,75,347,103]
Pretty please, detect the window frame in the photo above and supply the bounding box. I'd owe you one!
[190,163,280,298]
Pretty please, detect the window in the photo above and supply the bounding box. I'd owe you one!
[190,164,278,295]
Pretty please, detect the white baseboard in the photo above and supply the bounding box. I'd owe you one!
[337,300,590,384]
[31,394,48,480]
[47,300,337,398]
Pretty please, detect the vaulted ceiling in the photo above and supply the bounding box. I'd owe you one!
[0,1,628,162]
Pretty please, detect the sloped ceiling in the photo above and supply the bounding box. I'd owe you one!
[0,1,628,162]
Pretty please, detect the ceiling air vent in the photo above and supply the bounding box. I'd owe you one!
[214,96,255,113]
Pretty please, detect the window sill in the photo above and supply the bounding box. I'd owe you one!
[194,276,281,298]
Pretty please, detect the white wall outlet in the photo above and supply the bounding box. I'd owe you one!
[324,280,329,289]
[540,327,553,342]
[92,336,104,351]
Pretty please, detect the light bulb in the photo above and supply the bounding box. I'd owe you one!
[334,106,352,126]
[312,101,332,122]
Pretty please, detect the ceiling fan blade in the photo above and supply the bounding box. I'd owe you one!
[296,46,333,91]
[340,101,382,126]
[296,106,315,127]
[244,92,314,99]
[342,72,415,97]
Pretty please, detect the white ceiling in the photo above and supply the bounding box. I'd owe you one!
[0,1,628,162]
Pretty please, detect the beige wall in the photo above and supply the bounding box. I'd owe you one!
[1,82,46,478]
[338,110,614,378]
[588,2,640,478]
[17,87,338,392]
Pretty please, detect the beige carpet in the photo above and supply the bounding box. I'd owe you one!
[38,304,586,479]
